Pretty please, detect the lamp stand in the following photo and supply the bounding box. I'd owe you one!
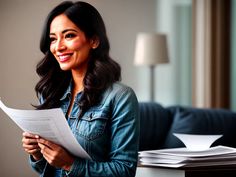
[150,65,155,102]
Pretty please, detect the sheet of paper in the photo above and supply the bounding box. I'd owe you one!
[139,157,185,164]
[139,146,236,157]
[139,146,236,168]
[0,99,90,159]
[173,133,223,150]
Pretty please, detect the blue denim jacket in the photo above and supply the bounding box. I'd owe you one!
[29,82,140,177]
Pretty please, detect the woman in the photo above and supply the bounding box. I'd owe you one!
[22,1,139,177]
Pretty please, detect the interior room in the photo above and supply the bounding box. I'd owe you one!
[0,0,235,176]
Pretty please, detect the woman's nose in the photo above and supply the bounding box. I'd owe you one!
[55,39,66,51]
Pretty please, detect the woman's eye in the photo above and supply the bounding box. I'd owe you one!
[49,37,57,43]
[65,33,76,39]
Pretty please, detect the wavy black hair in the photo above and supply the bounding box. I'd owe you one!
[35,1,121,114]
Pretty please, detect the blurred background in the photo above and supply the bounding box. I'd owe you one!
[0,0,235,176]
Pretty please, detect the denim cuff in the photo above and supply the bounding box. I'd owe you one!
[29,155,44,165]
[65,158,85,177]
[29,155,46,174]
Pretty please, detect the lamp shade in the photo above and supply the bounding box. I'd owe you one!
[134,33,169,66]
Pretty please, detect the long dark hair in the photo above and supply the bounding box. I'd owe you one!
[35,1,121,114]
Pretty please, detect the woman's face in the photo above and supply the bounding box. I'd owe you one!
[49,14,95,73]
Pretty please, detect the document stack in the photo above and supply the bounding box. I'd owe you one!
[139,145,236,168]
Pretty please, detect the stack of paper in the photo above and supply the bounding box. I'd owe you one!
[139,146,236,168]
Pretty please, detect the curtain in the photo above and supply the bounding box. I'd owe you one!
[192,0,231,108]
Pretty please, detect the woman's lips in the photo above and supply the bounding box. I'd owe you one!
[58,54,72,62]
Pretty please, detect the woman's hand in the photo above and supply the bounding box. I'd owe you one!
[22,132,43,161]
[37,138,75,171]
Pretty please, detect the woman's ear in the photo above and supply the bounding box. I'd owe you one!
[90,36,100,49]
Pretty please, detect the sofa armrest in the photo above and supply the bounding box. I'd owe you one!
[139,102,172,151]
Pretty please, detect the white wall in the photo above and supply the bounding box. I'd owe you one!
[0,1,157,176]
[90,0,157,102]
[0,1,48,176]
[156,0,192,106]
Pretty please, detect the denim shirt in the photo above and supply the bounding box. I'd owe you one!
[29,82,140,177]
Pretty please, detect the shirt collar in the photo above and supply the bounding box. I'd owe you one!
[60,81,72,101]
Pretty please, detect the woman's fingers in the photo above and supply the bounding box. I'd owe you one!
[35,138,74,169]
[37,138,57,149]
[22,136,38,145]
[37,139,59,166]
[22,132,39,138]
[22,132,40,146]
[24,147,40,154]
[37,139,57,157]
[22,132,43,160]
[22,142,39,149]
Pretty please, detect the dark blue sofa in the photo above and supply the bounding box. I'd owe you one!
[139,102,236,151]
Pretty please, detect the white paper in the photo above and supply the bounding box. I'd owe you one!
[139,146,236,157]
[173,133,223,150]
[139,157,185,164]
[0,99,90,159]
[139,146,236,168]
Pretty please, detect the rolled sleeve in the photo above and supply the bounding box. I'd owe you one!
[29,155,47,174]
[64,158,85,177]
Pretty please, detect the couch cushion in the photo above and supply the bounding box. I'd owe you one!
[139,102,172,151]
[163,106,236,148]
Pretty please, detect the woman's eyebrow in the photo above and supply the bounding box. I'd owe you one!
[49,29,78,35]
[62,29,78,34]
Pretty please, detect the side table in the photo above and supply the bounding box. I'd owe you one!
[136,165,236,177]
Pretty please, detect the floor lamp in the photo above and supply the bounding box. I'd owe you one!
[134,33,169,102]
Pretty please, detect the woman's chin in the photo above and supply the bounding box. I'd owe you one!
[59,65,71,71]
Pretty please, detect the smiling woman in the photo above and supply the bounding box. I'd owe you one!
[49,14,98,73]
[21,1,139,177]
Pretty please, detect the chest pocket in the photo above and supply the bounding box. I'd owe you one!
[75,108,110,141]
